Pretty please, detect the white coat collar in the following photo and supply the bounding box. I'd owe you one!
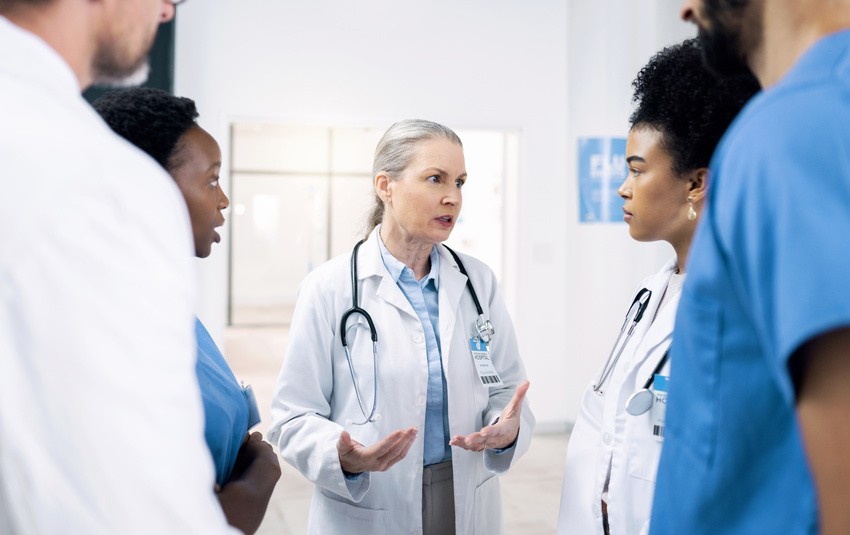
[623,256,682,376]
[0,16,81,99]
[356,227,471,334]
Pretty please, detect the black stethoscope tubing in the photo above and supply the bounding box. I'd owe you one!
[592,287,653,394]
[339,238,490,424]
[641,349,669,391]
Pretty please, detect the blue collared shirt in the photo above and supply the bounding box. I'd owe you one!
[378,237,451,466]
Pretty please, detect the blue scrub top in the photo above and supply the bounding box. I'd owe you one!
[650,30,850,535]
[195,318,249,486]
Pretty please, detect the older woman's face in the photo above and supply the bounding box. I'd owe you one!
[170,126,229,258]
[383,138,467,245]
[618,127,692,245]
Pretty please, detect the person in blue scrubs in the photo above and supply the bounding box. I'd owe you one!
[558,39,758,535]
[94,88,280,534]
[651,2,850,534]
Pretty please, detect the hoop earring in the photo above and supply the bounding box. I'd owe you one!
[687,197,697,221]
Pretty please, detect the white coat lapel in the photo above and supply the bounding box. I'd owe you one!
[621,258,678,376]
[437,245,467,362]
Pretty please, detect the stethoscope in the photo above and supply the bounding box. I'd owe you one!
[592,288,652,395]
[339,238,495,425]
[624,348,670,415]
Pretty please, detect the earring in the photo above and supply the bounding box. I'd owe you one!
[687,197,697,221]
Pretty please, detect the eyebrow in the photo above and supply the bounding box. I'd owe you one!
[208,161,222,172]
[626,156,646,164]
[423,167,467,180]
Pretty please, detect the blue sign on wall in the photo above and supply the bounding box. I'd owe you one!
[578,137,627,223]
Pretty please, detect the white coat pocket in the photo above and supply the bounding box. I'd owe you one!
[311,491,389,535]
[473,475,503,535]
[626,420,663,482]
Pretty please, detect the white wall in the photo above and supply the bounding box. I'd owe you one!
[174,0,694,428]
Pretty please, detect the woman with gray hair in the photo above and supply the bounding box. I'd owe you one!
[269,119,534,534]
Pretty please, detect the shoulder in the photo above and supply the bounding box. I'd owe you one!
[720,66,850,165]
[297,251,352,298]
[711,76,850,209]
[440,246,497,283]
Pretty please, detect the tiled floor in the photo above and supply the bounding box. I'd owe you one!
[226,326,569,535]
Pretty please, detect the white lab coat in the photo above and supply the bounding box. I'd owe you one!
[557,258,680,535]
[268,229,534,535]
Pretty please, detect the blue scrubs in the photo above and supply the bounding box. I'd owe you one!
[650,30,850,534]
[195,318,249,486]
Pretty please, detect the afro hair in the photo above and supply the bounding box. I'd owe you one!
[93,87,199,171]
[629,38,760,175]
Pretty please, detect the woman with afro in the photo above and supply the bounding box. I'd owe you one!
[94,88,281,534]
[556,39,759,535]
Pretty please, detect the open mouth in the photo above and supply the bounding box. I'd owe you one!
[436,215,454,224]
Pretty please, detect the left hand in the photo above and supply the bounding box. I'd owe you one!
[217,432,282,534]
[450,380,530,452]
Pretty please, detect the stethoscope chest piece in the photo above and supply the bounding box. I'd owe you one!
[625,389,653,415]
[625,348,670,416]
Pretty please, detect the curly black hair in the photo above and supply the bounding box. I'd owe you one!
[93,87,199,171]
[629,38,760,175]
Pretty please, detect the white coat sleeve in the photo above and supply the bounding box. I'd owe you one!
[267,270,370,502]
[479,267,535,473]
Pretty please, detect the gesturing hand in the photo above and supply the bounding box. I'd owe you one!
[337,426,418,474]
[450,380,530,452]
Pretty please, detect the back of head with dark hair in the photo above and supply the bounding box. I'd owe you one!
[93,87,199,171]
[629,38,760,175]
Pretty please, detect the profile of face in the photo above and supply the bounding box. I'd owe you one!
[169,126,229,258]
[92,0,176,86]
[681,0,756,77]
[618,127,697,245]
[378,137,467,246]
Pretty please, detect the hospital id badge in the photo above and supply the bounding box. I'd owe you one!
[650,374,668,441]
[469,337,503,387]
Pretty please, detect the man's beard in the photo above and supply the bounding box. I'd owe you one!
[696,0,757,78]
[93,61,150,88]
[90,33,154,87]
[696,25,752,78]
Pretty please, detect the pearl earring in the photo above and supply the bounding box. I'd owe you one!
[687,197,697,221]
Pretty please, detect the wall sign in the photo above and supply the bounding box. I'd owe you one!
[578,137,627,223]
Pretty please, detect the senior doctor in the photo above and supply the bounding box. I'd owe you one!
[556,40,759,535]
[269,119,533,535]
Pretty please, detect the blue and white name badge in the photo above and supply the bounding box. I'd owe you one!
[469,337,503,387]
[242,383,261,430]
[650,374,668,441]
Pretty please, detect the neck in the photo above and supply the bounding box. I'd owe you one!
[753,0,850,86]
[3,2,95,89]
[671,236,692,276]
[379,224,434,280]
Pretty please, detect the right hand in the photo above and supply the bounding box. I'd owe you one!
[337,427,417,474]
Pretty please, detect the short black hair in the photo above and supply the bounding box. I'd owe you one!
[629,38,760,175]
[93,87,199,171]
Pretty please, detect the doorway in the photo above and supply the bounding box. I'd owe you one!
[228,123,518,326]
